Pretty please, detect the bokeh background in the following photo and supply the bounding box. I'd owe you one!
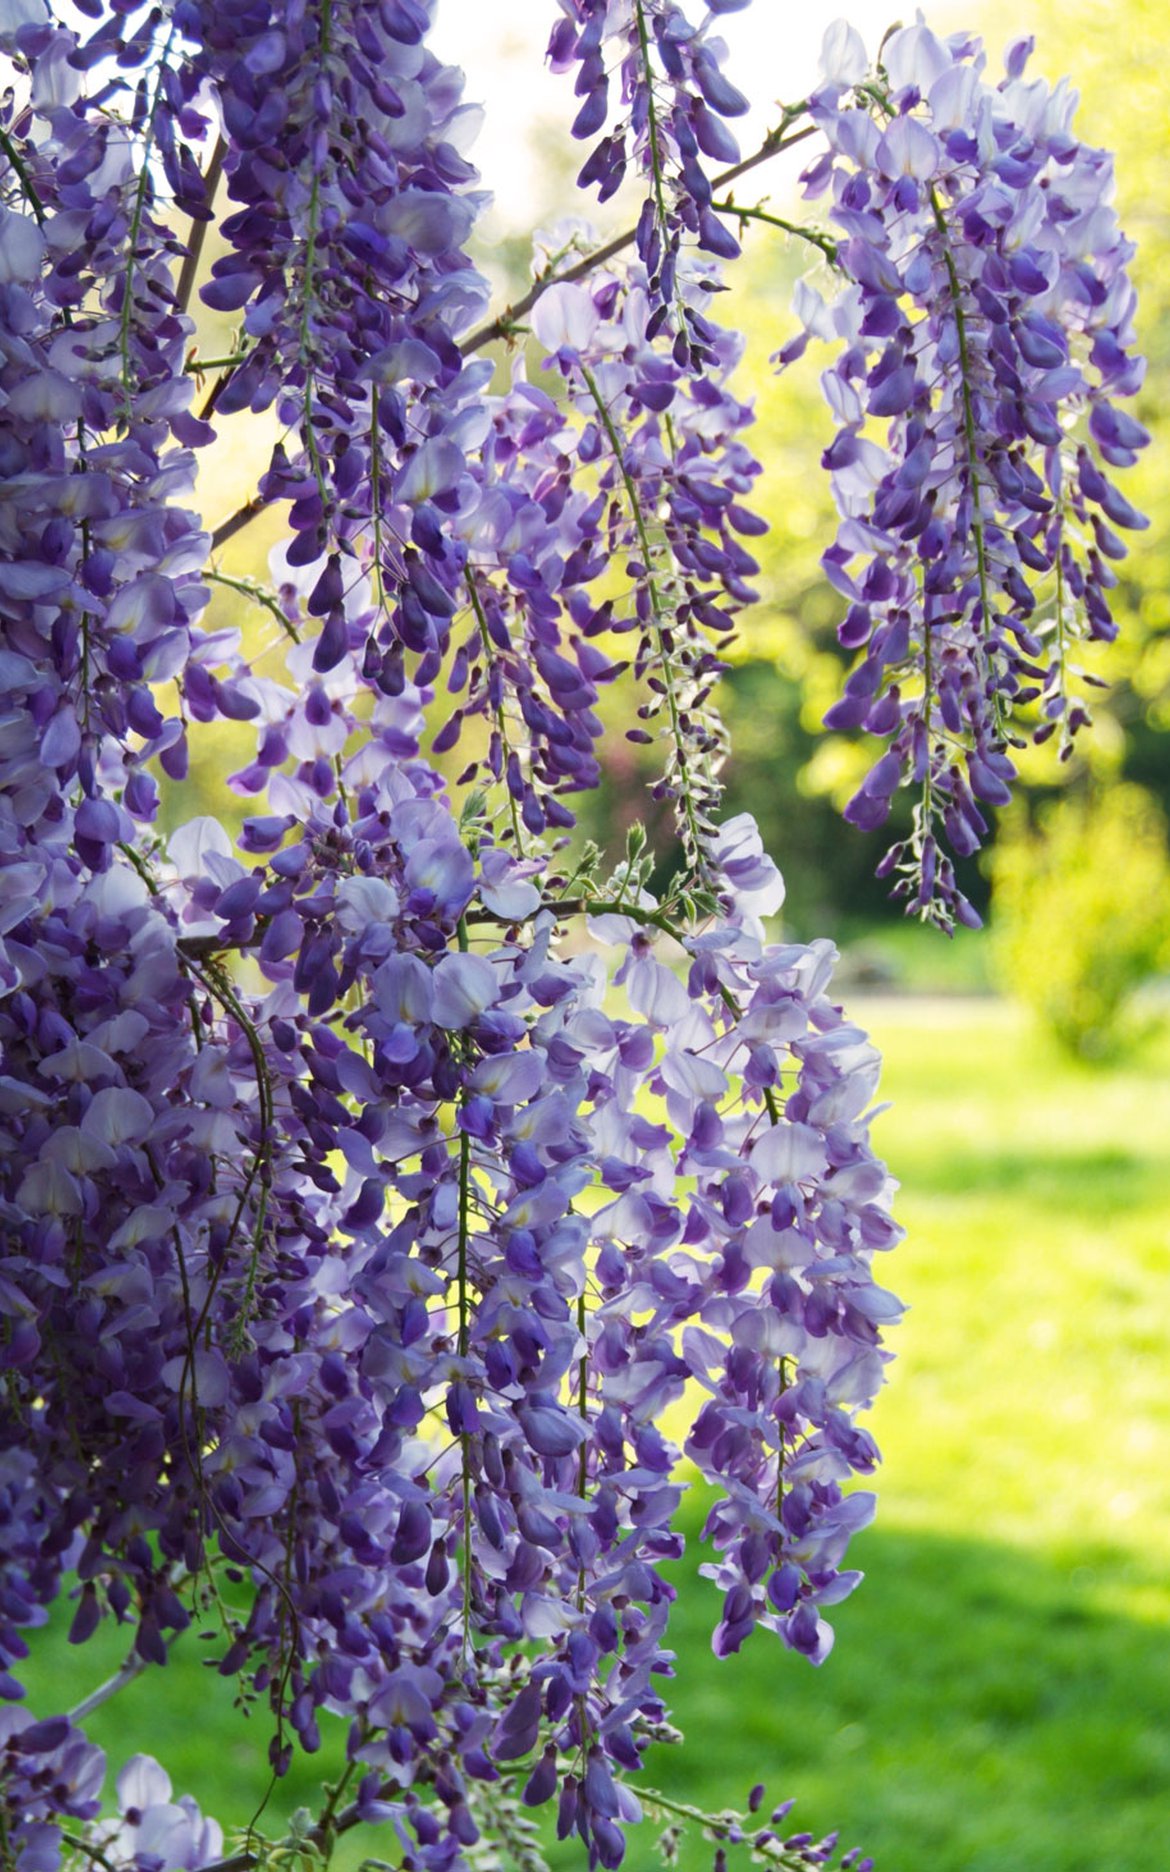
[25,3,1170,1867]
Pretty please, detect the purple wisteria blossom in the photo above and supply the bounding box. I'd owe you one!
[0,1,1145,1869]
[550,0,752,353]
[188,0,492,683]
[783,20,1148,926]
[0,1711,104,1872]
[94,1757,223,1872]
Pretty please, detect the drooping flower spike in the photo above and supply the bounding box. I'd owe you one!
[783,19,1148,927]
[549,0,753,353]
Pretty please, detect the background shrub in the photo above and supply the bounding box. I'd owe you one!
[990,784,1170,1059]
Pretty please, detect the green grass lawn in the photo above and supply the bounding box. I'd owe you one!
[630,998,1170,1872]
[22,1000,1170,1871]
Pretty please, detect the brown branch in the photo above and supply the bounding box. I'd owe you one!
[210,495,266,553]
[460,112,819,354]
[198,110,821,555]
[175,134,226,318]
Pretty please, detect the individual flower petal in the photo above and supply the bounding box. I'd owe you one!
[749,1121,829,1186]
[531,281,600,353]
[819,18,868,87]
[431,952,497,1029]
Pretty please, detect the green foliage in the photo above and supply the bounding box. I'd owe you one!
[989,784,1170,1059]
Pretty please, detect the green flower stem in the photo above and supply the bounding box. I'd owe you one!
[638,1786,836,1869]
[579,364,708,871]
[464,568,526,850]
[297,0,332,511]
[186,353,252,373]
[120,27,178,404]
[0,126,46,223]
[929,185,994,702]
[456,914,475,1654]
[207,568,301,642]
[711,197,839,265]
[185,959,275,1347]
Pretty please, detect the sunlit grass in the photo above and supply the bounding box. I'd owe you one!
[865,998,1170,1560]
[624,999,1170,1872]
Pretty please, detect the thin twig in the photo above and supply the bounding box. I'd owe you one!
[461,112,818,354]
[175,135,226,318]
[201,110,820,553]
[67,1653,146,1724]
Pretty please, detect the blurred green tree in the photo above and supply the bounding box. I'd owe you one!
[989,783,1170,1057]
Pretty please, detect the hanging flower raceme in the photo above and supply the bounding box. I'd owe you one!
[527,256,764,878]
[0,2,891,1859]
[188,0,492,689]
[0,1,216,883]
[549,0,752,353]
[577,826,900,1667]
[783,20,1148,927]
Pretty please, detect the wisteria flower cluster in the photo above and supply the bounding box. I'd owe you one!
[550,0,753,352]
[782,19,1148,926]
[0,3,1144,1871]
